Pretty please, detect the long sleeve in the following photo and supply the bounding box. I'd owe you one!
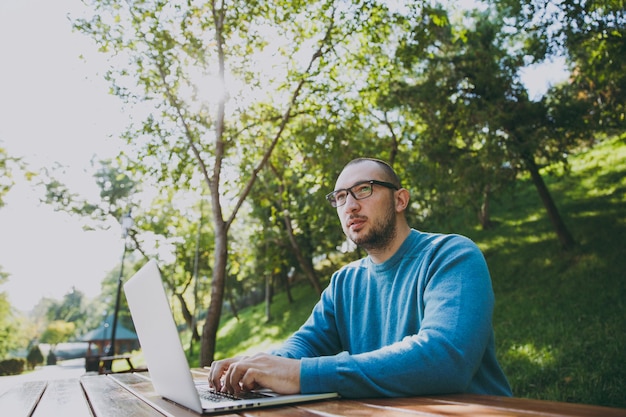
[272,230,511,398]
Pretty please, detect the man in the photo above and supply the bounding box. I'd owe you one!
[209,158,512,398]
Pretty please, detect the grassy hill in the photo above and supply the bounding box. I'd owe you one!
[482,134,626,408]
[205,134,626,408]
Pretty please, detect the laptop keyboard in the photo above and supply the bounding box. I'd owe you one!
[196,386,266,403]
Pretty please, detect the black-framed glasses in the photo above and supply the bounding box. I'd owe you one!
[326,180,399,208]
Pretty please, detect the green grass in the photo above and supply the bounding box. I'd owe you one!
[214,284,322,359]
[189,134,626,408]
[479,135,626,408]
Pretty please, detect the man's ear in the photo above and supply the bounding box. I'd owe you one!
[395,188,410,212]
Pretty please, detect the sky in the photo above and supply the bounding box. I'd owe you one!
[0,0,128,312]
[0,1,569,313]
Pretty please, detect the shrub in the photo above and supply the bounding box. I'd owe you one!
[26,345,44,369]
[0,358,25,376]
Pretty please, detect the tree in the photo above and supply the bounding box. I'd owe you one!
[94,263,135,333]
[73,0,383,365]
[494,0,626,132]
[145,195,213,343]
[0,149,19,358]
[45,287,89,334]
[0,145,33,208]
[26,344,44,370]
[40,320,76,364]
[486,0,626,244]
[0,146,14,208]
[40,320,76,346]
[43,159,137,230]
[43,157,212,339]
[249,159,324,296]
[0,268,19,359]
[385,4,578,247]
[42,160,152,343]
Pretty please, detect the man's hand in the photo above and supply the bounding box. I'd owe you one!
[208,353,301,395]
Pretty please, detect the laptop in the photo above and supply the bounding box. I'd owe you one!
[122,259,339,414]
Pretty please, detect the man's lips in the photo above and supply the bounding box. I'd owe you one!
[347,216,366,230]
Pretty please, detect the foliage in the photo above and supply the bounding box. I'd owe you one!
[387,5,517,226]
[147,194,214,341]
[42,159,138,230]
[72,0,401,366]
[45,288,90,335]
[494,0,626,131]
[40,320,76,346]
[26,344,44,369]
[92,259,140,334]
[0,269,20,359]
[0,144,33,208]
[0,358,25,376]
[383,4,586,249]
[0,145,14,207]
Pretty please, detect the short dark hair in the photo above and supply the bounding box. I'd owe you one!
[344,158,402,188]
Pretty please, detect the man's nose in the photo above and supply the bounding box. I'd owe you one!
[342,192,360,212]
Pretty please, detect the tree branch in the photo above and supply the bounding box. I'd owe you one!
[224,8,338,230]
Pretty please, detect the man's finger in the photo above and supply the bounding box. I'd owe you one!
[240,367,262,391]
[225,361,249,394]
[208,358,236,390]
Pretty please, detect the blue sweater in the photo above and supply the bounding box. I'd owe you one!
[273,229,512,398]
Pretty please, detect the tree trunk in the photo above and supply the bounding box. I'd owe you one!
[200,3,228,367]
[200,223,228,366]
[524,155,576,250]
[265,274,272,323]
[284,269,294,304]
[282,210,323,294]
[227,289,240,321]
[478,184,494,230]
[175,293,200,341]
[269,162,323,294]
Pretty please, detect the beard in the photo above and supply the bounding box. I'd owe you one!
[348,203,397,252]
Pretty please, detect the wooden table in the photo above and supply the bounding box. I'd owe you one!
[1,368,625,417]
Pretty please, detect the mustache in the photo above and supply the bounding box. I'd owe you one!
[348,215,366,220]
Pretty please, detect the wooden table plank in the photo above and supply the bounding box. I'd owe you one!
[235,404,351,417]
[441,394,626,417]
[362,396,536,416]
[0,380,47,417]
[300,397,532,416]
[291,399,434,417]
[31,378,92,417]
[109,373,236,417]
[81,374,164,417]
[364,395,626,417]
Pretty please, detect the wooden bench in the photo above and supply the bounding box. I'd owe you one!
[97,354,147,375]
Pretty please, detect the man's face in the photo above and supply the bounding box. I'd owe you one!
[334,161,397,251]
